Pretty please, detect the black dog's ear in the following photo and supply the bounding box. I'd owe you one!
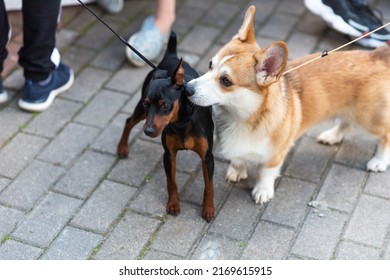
[172,58,185,87]
[152,69,169,80]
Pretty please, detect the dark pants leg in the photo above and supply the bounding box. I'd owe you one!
[350,0,367,6]
[18,0,61,82]
[0,0,10,75]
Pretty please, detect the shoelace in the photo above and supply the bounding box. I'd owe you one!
[355,4,385,28]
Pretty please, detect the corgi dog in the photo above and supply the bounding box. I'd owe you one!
[185,5,390,204]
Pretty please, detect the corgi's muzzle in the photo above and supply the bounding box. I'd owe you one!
[184,79,222,107]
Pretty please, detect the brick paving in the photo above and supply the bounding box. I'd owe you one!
[0,0,390,260]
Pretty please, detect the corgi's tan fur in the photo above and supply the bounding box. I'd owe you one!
[187,6,390,204]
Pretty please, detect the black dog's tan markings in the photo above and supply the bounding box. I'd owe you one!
[117,32,215,222]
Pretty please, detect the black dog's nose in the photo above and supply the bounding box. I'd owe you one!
[184,83,195,97]
[144,127,155,137]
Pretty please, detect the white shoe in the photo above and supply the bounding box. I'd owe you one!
[0,81,8,104]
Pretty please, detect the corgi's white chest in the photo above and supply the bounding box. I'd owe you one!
[216,117,273,164]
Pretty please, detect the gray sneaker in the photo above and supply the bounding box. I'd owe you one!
[96,0,123,14]
[125,16,166,67]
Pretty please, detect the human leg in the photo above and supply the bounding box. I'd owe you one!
[0,0,10,103]
[18,0,74,112]
[19,0,61,82]
[154,0,176,36]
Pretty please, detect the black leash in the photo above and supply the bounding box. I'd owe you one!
[77,0,159,70]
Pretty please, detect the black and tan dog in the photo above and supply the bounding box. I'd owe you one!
[117,32,215,221]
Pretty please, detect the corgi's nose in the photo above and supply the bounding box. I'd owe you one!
[184,83,195,97]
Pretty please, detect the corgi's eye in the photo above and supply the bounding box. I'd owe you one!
[208,60,212,70]
[220,76,232,87]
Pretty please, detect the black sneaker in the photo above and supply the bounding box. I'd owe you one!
[304,0,390,48]
[352,1,390,48]
[18,62,74,112]
[0,79,8,104]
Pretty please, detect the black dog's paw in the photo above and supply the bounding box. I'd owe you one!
[202,206,215,223]
[166,201,180,216]
[117,144,129,159]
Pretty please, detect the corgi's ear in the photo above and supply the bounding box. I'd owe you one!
[234,5,256,44]
[254,41,288,85]
[172,58,185,86]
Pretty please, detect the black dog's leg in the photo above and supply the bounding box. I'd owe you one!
[117,101,146,158]
[163,146,180,216]
[199,146,215,222]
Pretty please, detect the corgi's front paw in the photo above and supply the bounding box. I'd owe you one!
[367,156,389,172]
[251,185,274,204]
[225,164,248,183]
[317,129,343,145]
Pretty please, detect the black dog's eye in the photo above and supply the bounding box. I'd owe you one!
[161,102,171,112]
[142,100,150,108]
[208,60,213,70]
[220,76,233,87]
